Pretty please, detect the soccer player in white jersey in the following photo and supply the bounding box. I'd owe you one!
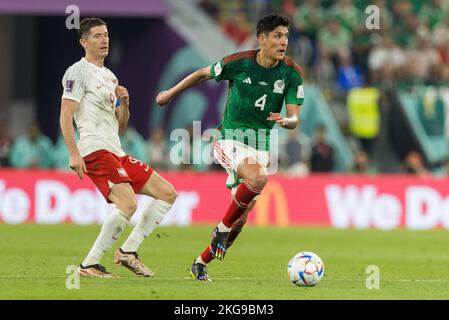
[60,17,177,278]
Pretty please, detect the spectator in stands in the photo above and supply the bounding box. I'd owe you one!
[372,0,393,31]
[246,0,271,25]
[221,10,252,46]
[394,13,421,49]
[9,123,53,169]
[0,119,12,167]
[349,149,377,174]
[418,0,448,31]
[147,126,170,170]
[431,63,449,86]
[310,125,334,172]
[404,34,440,83]
[432,16,449,64]
[198,0,220,22]
[177,125,195,171]
[292,0,324,67]
[280,0,297,19]
[313,48,337,93]
[401,150,430,176]
[52,130,79,170]
[368,35,406,84]
[328,0,362,33]
[119,126,147,163]
[318,18,352,67]
[283,129,310,176]
[336,49,364,93]
[293,0,325,42]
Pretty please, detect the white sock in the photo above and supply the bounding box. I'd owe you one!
[195,256,206,265]
[82,209,129,266]
[120,199,173,252]
[218,221,231,233]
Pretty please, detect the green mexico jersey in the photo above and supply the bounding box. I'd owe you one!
[210,50,304,151]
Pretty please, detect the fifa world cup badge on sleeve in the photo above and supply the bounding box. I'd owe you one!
[66,80,75,93]
[297,85,304,98]
[214,62,222,76]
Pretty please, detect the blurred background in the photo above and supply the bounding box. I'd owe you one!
[1,0,449,228]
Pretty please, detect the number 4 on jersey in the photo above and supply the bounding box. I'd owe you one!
[254,94,267,111]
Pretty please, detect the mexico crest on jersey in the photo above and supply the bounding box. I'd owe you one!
[273,79,284,94]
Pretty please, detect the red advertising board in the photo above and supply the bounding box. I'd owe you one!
[1,169,448,229]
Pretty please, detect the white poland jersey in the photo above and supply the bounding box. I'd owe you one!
[61,57,125,157]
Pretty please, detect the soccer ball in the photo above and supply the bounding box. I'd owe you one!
[287,251,324,287]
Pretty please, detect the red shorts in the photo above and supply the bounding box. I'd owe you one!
[83,149,153,203]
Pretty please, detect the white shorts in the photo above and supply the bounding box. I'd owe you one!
[213,139,269,193]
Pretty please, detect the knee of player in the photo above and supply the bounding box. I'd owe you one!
[250,174,268,190]
[162,184,178,204]
[122,201,138,217]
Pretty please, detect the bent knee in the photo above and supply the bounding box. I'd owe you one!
[121,201,138,217]
[160,185,178,204]
[248,174,268,190]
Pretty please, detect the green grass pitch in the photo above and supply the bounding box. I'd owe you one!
[1,224,449,299]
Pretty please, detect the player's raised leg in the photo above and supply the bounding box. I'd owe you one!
[213,158,267,259]
[79,182,137,278]
[190,200,253,282]
[191,158,267,280]
[226,199,254,248]
[114,171,177,277]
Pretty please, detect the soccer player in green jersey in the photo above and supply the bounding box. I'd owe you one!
[156,13,304,281]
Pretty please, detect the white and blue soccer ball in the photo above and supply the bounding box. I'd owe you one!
[287,251,324,287]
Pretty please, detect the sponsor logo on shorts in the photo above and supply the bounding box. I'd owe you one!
[117,168,128,177]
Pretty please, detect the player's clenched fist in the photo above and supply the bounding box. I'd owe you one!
[267,112,286,127]
[156,90,172,106]
[115,85,129,106]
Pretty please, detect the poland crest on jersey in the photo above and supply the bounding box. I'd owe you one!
[273,79,284,94]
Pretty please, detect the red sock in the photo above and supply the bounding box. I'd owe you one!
[227,223,244,247]
[222,180,262,227]
[200,245,214,264]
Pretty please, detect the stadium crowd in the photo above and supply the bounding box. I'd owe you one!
[0,117,442,176]
[199,0,449,174]
[201,0,449,88]
[1,0,448,176]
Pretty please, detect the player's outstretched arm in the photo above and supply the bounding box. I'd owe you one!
[60,98,88,179]
[266,104,300,129]
[156,66,212,106]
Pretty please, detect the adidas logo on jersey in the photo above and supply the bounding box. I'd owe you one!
[242,77,252,84]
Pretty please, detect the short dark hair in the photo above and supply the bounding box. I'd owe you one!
[256,13,289,37]
[78,17,107,39]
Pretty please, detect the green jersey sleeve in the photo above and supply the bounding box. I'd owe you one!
[210,59,229,82]
[285,67,304,106]
[210,51,256,82]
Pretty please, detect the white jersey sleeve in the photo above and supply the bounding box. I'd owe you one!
[62,63,87,103]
